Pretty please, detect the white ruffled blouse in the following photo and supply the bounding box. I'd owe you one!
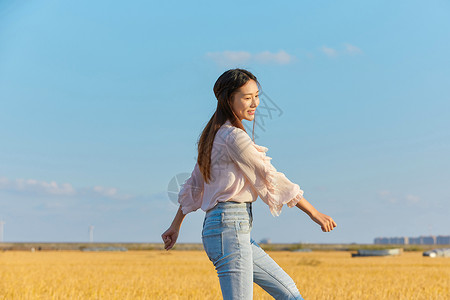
[178,119,304,217]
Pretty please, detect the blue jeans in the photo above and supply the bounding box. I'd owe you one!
[201,201,304,300]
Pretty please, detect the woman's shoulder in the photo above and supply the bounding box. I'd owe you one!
[221,128,258,156]
[223,124,270,154]
[219,123,250,143]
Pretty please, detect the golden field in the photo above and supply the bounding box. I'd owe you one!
[0,250,449,299]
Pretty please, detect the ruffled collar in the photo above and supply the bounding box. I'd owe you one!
[252,143,268,153]
[222,120,268,153]
[224,119,232,126]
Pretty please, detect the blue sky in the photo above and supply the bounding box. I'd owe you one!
[0,0,449,244]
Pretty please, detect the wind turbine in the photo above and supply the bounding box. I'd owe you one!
[0,220,5,242]
[89,225,94,243]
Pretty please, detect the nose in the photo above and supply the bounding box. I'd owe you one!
[251,97,258,107]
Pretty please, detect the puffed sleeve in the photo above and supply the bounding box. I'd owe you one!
[178,162,204,214]
[225,128,304,217]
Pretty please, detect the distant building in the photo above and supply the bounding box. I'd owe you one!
[409,237,421,245]
[375,235,450,245]
[437,235,450,245]
[420,236,436,245]
[374,237,408,245]
[374,237,390,244]
[389,237,409,245]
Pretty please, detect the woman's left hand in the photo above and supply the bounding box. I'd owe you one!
[161,226,180,250]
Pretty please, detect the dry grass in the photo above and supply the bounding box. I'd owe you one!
[0,250,448,299]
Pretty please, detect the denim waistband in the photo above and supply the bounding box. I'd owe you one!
[205,201,252,220]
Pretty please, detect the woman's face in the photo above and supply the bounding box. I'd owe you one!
[231,79,259,121]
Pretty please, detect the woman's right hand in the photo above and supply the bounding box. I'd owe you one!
[161,226,180,250]
[310,211,337,232]
[295,197,337,232]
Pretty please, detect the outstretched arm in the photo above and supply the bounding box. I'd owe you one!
[295,197,337,232]
[161,206,187,250]
[162,162,204,250]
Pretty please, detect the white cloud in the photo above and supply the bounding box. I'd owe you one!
[254,50,295,64]
[91,185,133,200]
[0,175,133,200]
[378,190,391,197]
[321,46,338,57]
[0,177,76,196]
[378,190,421,205]
[0,176,9,186]
[405,194,420,204]
[378,189,398,203]
[319,44,362,58]
[93,185,117,197]
[344,43,363,55]
[206,50,296,66]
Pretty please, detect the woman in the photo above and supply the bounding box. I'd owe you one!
[162,68,337,299]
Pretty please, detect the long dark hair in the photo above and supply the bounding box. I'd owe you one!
[197,68,261,184]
